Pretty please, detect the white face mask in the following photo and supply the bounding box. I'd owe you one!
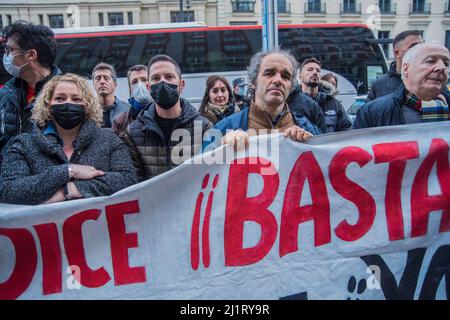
[131,81,152,105]
[2,51,30,78]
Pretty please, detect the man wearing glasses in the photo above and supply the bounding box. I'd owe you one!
[0,20,61,161]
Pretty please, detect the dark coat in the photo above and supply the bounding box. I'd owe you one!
[353,84,450,129]
[366,61,402,102]
[314,91,352,133]
[287,85,326,133]
[125,98,212,181]
[0,65,62,155]
[0,120,137,205]
[103,96,130,128]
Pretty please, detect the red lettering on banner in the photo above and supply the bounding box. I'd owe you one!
[279,151,331,257]
[373,142,420,241]
[411,138,450,237]
[0,228,37,300]
[63,209,111,288]
[106,200,146,286]
[34,223,62,295]
[224,157,279,266]
[329,147,376,242]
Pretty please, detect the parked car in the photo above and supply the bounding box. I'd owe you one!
[347,95,367,124]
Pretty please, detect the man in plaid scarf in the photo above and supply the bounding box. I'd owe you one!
[354,43,450,129]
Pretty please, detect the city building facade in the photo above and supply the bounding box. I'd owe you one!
[1,0,450,60]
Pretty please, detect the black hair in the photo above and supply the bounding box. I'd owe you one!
[3,20,57,69]
[393,30,422,49]
[147,54,182,79]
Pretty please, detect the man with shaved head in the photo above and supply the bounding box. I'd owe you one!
[366,30,423,102]
[354,43,450,129]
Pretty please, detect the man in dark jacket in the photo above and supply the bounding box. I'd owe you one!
[126,55,212,180]
[354,43,450,129]
[366,30,423,102]
[287,81,326,133]
[299,58,351,133]
[0,21,60,158]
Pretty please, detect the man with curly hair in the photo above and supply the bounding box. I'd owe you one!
[0,20,61,161]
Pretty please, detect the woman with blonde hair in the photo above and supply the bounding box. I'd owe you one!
[199,75,240,124]
[0,73,137,204]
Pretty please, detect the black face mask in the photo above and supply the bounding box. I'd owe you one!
[150,81,180,110]
[50,103,86,130]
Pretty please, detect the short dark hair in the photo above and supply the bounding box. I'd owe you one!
[127,64,147,87]
[393,30,422,49]
[3,20,57,69]
[92,62,117,83]
[322,73,338,87]
[148,54,182,79]
[199,75,234,111]
[300,57,321,71]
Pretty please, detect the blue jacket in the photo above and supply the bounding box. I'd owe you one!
[353,84,450,129]
[204,107,321,151]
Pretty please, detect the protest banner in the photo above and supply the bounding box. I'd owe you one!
[0,122,449,300]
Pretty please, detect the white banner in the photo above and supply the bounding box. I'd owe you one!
[0,122,449,300]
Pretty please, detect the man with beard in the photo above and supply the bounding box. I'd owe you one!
[299,58,351,133]
[205,49,320,151]
[126,54,212,180]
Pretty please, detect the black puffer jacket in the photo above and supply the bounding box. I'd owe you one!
[0,120,137,205]
[366,61,402,102]
[314,91,352,133]
[125,98,212,181]
[287,85,326,133]
[0,65,61,156]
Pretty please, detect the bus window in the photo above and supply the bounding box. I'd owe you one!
[367,65,384,89]
[56,37,103,78]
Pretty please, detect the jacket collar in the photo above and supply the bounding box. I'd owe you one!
[387,61,401,79]
[33,120,97,159]
[13,65,61,94]
[138,97,200,133]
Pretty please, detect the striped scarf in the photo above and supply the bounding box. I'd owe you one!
[404,90,450,122]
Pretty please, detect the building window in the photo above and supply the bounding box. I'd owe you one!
[378,31,390,58]
[379,0,395,14]
[410,0,430,14]
[38,14,43,25]
[231,1,256,13]
[127,12,133,25]
[0,15,3,29]
[7,14,12,25]
[307,0,322,13]
[98,13,104,26]
[49,15,64,28]
[342,0,355,12]
[170,11,195,23]
[108,12,124,25]
[278,0,290,14]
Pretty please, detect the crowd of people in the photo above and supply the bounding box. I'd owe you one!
[0,20,449,205]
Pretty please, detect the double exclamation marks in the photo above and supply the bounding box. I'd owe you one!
[190,173,219,270]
